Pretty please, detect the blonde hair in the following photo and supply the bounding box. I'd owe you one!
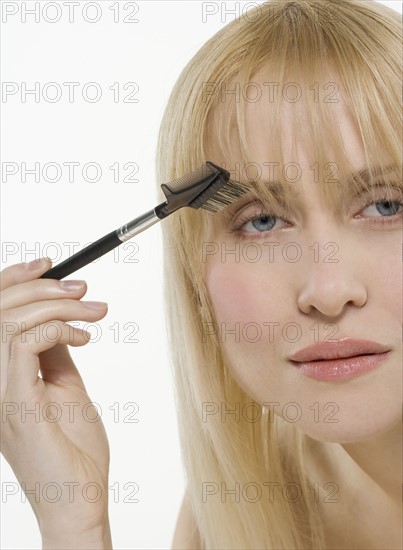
[156,1,402,548]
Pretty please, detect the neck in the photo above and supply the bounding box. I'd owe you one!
[341,420,402,506]
[305,421,402,549]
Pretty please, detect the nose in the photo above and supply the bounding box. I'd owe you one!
[296,241,368,317]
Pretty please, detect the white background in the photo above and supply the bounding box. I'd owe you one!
[1,1,401,548]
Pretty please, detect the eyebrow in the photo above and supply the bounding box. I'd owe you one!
[343,163,400,190]
[236,164,400,202]
[225,163,400,213]
[221,180,298,220]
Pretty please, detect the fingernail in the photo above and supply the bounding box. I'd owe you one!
[59,280,86,291]
[82,301,108,310]
[24,257,50,270]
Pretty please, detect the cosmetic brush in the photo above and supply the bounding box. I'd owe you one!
[40,161,249,280]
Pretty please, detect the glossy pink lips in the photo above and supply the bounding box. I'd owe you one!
[288,338,391,381]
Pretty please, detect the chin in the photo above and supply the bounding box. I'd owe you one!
[294,410,402,444]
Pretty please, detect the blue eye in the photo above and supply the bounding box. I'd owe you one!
[232,208,289,237]
[230,193,403,240]
[359,198,403,218]
[247,214,278,232]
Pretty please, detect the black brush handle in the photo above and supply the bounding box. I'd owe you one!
[39,208,161,280]
[40,230,122,280]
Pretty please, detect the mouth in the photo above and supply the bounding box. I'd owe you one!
[289,351,391,382]
[289,338,391,363]
[290,352,378,363]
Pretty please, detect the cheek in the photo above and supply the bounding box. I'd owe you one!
[205,257,287,401]
[369,236,402,324]
[205,257,286,358]
[206,260,266,324]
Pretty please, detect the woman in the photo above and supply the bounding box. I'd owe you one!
[1,0,401,548]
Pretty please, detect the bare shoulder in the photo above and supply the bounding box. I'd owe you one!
[171,488,202,550]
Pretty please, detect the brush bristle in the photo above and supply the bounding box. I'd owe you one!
[199,179,250,213]
[164,162,218,193]
[160,162,250,217]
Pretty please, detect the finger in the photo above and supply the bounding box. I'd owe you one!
[1,299,108,340]
[0,257,52,292]
[1,278,88,310]
[7,321,91,395]
[38,342,88,389]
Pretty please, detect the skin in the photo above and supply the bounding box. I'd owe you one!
[205,75,402,549]
[0,259,112,548]
[1,76,400,549]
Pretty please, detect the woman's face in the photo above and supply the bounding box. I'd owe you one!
[205,78,402,444]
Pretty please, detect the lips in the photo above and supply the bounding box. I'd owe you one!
[289,338,391,363]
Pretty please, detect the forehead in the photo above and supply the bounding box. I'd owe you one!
[230,68,367,171]
[203,66,398,236]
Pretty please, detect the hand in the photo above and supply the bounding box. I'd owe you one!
[0,257,111,542]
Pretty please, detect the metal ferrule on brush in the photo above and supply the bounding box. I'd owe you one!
[39,162,242,280]
[116,209,160,242]
[116,161,231,242]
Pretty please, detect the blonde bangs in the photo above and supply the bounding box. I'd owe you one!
[202,0,402,220]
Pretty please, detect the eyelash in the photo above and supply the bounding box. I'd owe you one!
[231,193,403,239]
